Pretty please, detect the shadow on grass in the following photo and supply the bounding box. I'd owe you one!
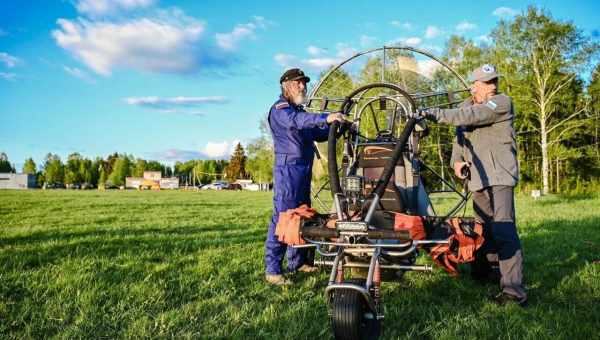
[0,223,268,338]
[0,223,264,248]
[1,211,599,338]
[0,225,267,277]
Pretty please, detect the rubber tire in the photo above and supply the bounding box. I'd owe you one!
[330,280,381,340]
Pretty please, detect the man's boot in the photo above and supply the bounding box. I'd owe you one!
[265,274,292,286]
[297,264,318,273]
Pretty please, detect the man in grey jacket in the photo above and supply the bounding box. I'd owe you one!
[418,64,527,306]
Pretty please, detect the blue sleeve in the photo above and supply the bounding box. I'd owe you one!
[271,105,329,130]
[311,125,330,142]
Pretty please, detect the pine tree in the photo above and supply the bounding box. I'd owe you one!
[0,152,14,173]
[225,143,247,180]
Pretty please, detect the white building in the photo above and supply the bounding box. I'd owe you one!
[160,178,179,189]
[0,173,37,189]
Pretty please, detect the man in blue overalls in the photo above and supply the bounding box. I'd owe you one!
[265,68,345,285]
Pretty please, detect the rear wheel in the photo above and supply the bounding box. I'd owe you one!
[330,280,381,340]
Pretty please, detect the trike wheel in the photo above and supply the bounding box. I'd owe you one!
[330,280,381,340]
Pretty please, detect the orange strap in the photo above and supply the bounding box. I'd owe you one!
[446,218,484,263]
[275,204,317,245]
[427,218,484,276]
[393,213,426,240]
[429,244,458,276]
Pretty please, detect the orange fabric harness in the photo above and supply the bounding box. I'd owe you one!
[428,218,484,275]
[394,213,484,276]
[275,204,317,245]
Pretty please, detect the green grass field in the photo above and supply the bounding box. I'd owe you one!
[1,190,599,339]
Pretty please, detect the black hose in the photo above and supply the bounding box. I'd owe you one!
[300,227,411,240]
[328,121,342,196]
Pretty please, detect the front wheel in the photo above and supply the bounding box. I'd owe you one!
[330,280,381,340]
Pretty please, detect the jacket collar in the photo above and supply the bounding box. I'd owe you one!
[279,95,303,110]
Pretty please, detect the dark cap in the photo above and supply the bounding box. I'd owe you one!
[280,68,310,84]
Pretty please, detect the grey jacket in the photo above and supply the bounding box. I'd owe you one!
[429,93,519,192]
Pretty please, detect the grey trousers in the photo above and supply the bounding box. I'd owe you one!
[472,185,527,299]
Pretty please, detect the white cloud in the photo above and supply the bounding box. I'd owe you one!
[0,52,20,68]
[52,11,207,75]
[275,44,356,72]
[63,66,96,83]
[215,16,269,51]
[63,65,84,77]
[202,140,239,159]
[493,7,518,18]
[425,25,442,39]
[456,21,477,32]
[359,35,377,48]
[307,45,324,56]
[76,0,155,17]
[125,96,228,115]
[390,20,412,30]
[402,37,422,46]
[152,148,205,161]
[475,35,493,45]
[274,53,297,68]
[303,58,340,69]
[335,43,356,59]
[417,60,442,77]
[0,72,16,81]
[420,44,443,54]
[152,140,241,161]
[275,53,338,72]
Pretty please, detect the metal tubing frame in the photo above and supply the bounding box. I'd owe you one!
[328,247,344,285]
[308,46,469,100]
[364,193,380,224]
[365,247,381,291]
[355,96,411,141]
[316,260,433,272]
[304,239,448,248]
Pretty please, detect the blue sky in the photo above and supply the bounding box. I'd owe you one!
[1,0,599,169]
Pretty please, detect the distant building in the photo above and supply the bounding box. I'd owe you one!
[143,171,161,181]
[125,171,179,190]
[160,178,179,190]
[0,173,37,189]
[125,177,143,189]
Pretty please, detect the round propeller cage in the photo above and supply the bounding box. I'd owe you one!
[305,46,472,218]
[306,46,469,137]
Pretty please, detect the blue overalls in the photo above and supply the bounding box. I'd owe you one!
[264,95,330,275]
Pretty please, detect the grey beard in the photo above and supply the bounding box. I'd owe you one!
[292,93,306,105]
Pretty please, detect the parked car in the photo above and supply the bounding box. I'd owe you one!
[43,183,65,189]
[201,181,229,190]
[225,183,242,190]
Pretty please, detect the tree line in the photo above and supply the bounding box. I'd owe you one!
[0,143,254,188]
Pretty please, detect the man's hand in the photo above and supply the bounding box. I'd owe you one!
[407,109,437,121]
[454,161,469,179]
[407,109,426,120]
[326,112,346,124]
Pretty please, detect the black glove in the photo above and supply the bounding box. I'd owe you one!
[422,109,439,122]
[407,109,426,120]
